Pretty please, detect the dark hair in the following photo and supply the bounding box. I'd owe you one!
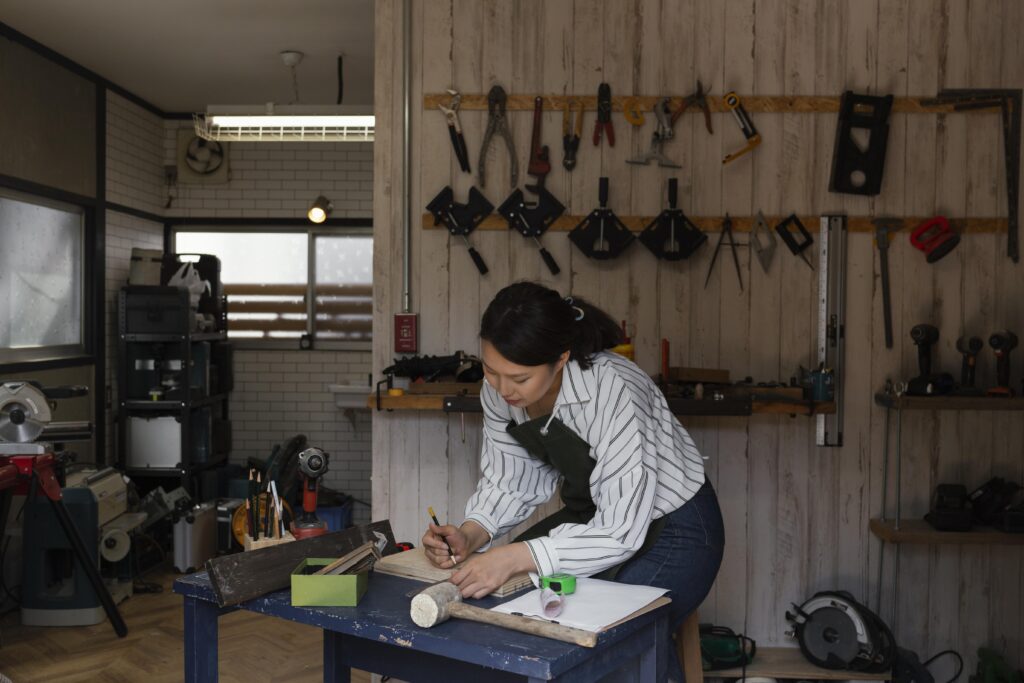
[479,281,623,370]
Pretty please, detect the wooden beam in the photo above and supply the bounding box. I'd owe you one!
[423,213,1008,234]
[423,93,1002,114]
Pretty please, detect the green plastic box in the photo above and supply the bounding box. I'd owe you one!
[290,558,369,607]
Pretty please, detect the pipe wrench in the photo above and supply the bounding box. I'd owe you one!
[439,89,470,173]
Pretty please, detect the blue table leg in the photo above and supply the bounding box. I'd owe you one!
[638,612,668,682]
[183,595,220,683]
[323,630,350,683]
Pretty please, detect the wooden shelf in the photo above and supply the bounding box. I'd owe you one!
[368,392,834,417]
[424,213,1007,235]
[869,518,1024,545]
[423,92,1000,115]
[874,392,1024,411]
[708,646,890,680]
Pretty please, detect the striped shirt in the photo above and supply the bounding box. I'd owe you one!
[464,351,706,578]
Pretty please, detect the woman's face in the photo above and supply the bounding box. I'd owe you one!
[480,340,568,409]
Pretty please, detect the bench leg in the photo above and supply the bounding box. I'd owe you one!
[183,596,220,683]
[323,631,351,683]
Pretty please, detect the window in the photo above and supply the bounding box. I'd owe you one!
[173,228,372,344]
[0,190,85,364]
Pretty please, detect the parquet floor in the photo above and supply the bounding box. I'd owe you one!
[0,565,372,682]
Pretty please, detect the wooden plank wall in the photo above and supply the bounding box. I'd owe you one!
[373,0,1024,671]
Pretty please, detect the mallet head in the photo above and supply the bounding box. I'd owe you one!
[410,581,462,628]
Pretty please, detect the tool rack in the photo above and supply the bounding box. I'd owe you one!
[870,392,1024,631]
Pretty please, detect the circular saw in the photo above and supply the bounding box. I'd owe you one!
[0,382,52,443]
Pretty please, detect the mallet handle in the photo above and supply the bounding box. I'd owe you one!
[449,603,597,647]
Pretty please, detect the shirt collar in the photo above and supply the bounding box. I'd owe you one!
[557,358,592,406]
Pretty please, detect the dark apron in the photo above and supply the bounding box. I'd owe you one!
[507,413,666,580]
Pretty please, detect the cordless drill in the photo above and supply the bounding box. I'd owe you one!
[954,335,983,395]
[907,324,954,396]
[987,330,1018,397]
[291,447,330,539]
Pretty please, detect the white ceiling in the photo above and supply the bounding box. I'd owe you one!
[0,0,375,113]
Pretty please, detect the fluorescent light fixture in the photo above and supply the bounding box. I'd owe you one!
[308,195,332,223]
[194,105,374,142]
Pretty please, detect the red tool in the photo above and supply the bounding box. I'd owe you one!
[593,83,615,147]
[526,96,551,193]
[672,80,714,134]
[910,216,960,263]
[291,447,330,539]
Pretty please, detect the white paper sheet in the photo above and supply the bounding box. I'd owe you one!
[490,578,669,632]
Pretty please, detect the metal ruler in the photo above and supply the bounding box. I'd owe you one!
[816,215,847,447]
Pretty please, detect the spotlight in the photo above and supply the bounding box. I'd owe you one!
[307,195,332,224]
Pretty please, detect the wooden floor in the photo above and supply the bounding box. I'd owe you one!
[0,565,371,683]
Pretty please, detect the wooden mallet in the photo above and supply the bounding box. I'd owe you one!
[409,581,597,647]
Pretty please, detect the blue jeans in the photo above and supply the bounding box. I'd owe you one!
[614,481,725,682]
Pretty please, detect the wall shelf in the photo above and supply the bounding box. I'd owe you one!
[873,392,1024,411]
[870,519,1024,546]
[423,92,996,115]
[424,213,1007,235]
[367,392,834,417]
[707,646,890,681]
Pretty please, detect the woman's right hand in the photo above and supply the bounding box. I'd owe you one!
[422,522,469,569]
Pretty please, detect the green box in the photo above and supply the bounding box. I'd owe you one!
[290,558,369,607]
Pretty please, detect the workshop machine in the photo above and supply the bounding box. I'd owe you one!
[0,381,128,637]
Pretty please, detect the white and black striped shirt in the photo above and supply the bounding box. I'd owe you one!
[465,351,706,578]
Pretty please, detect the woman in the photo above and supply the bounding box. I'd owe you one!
[422,281,724,681]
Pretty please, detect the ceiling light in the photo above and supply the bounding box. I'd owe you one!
[194,105,374,143]
[308,195,332,223]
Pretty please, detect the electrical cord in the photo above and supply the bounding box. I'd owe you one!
[922,649,964,683]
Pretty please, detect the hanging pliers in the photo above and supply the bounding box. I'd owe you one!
[562,98,584,170]
[593,82,615,147]
[478,85,518,189]
[672,80,714,135]
[439,89,471,173]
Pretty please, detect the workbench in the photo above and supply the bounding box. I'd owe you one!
[174,571,670,682]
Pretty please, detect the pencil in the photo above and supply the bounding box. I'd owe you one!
[428,506,458,568]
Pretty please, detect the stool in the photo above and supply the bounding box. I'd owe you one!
[675,610,703,683]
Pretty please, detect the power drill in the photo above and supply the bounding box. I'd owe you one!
[987,330,1018,397]
[954,335,983,395]
[906,324,954,396]
[292,447,330,539]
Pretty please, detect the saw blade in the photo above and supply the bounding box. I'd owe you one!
[0,382,51,443]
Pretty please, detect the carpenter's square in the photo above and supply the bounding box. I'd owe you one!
[873,218,899,349]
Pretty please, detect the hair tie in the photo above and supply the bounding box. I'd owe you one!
[572,306,585,321]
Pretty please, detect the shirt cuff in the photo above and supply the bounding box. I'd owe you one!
[463,513,497,552]
[524,536,558,577]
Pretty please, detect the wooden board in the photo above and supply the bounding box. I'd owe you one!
[374,547,532,597]
[708,646,890,680]
[874,393,1024,411]
[870,519,1024,546]
[205,521,396,607]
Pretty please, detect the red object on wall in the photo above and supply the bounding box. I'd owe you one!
[394,313,418,353]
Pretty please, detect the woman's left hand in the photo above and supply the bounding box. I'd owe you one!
[450,543,536,599]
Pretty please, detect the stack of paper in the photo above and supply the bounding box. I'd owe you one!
[490,578,670,632]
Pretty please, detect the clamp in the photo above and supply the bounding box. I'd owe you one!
[562,98,584,171]
[478,85,518,189]
[439,89,471,173]
[672,80,713,134]
[628,97,680,168]
[593,82,615,147]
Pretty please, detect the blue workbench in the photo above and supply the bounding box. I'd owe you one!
[173,571,670,682]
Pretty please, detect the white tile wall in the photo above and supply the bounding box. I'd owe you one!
[230,349,373,526]
[162,121,373,218]
[102,97,373,517]
[105,92,166,214]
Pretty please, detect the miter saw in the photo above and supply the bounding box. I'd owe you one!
[0,381,128,637]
